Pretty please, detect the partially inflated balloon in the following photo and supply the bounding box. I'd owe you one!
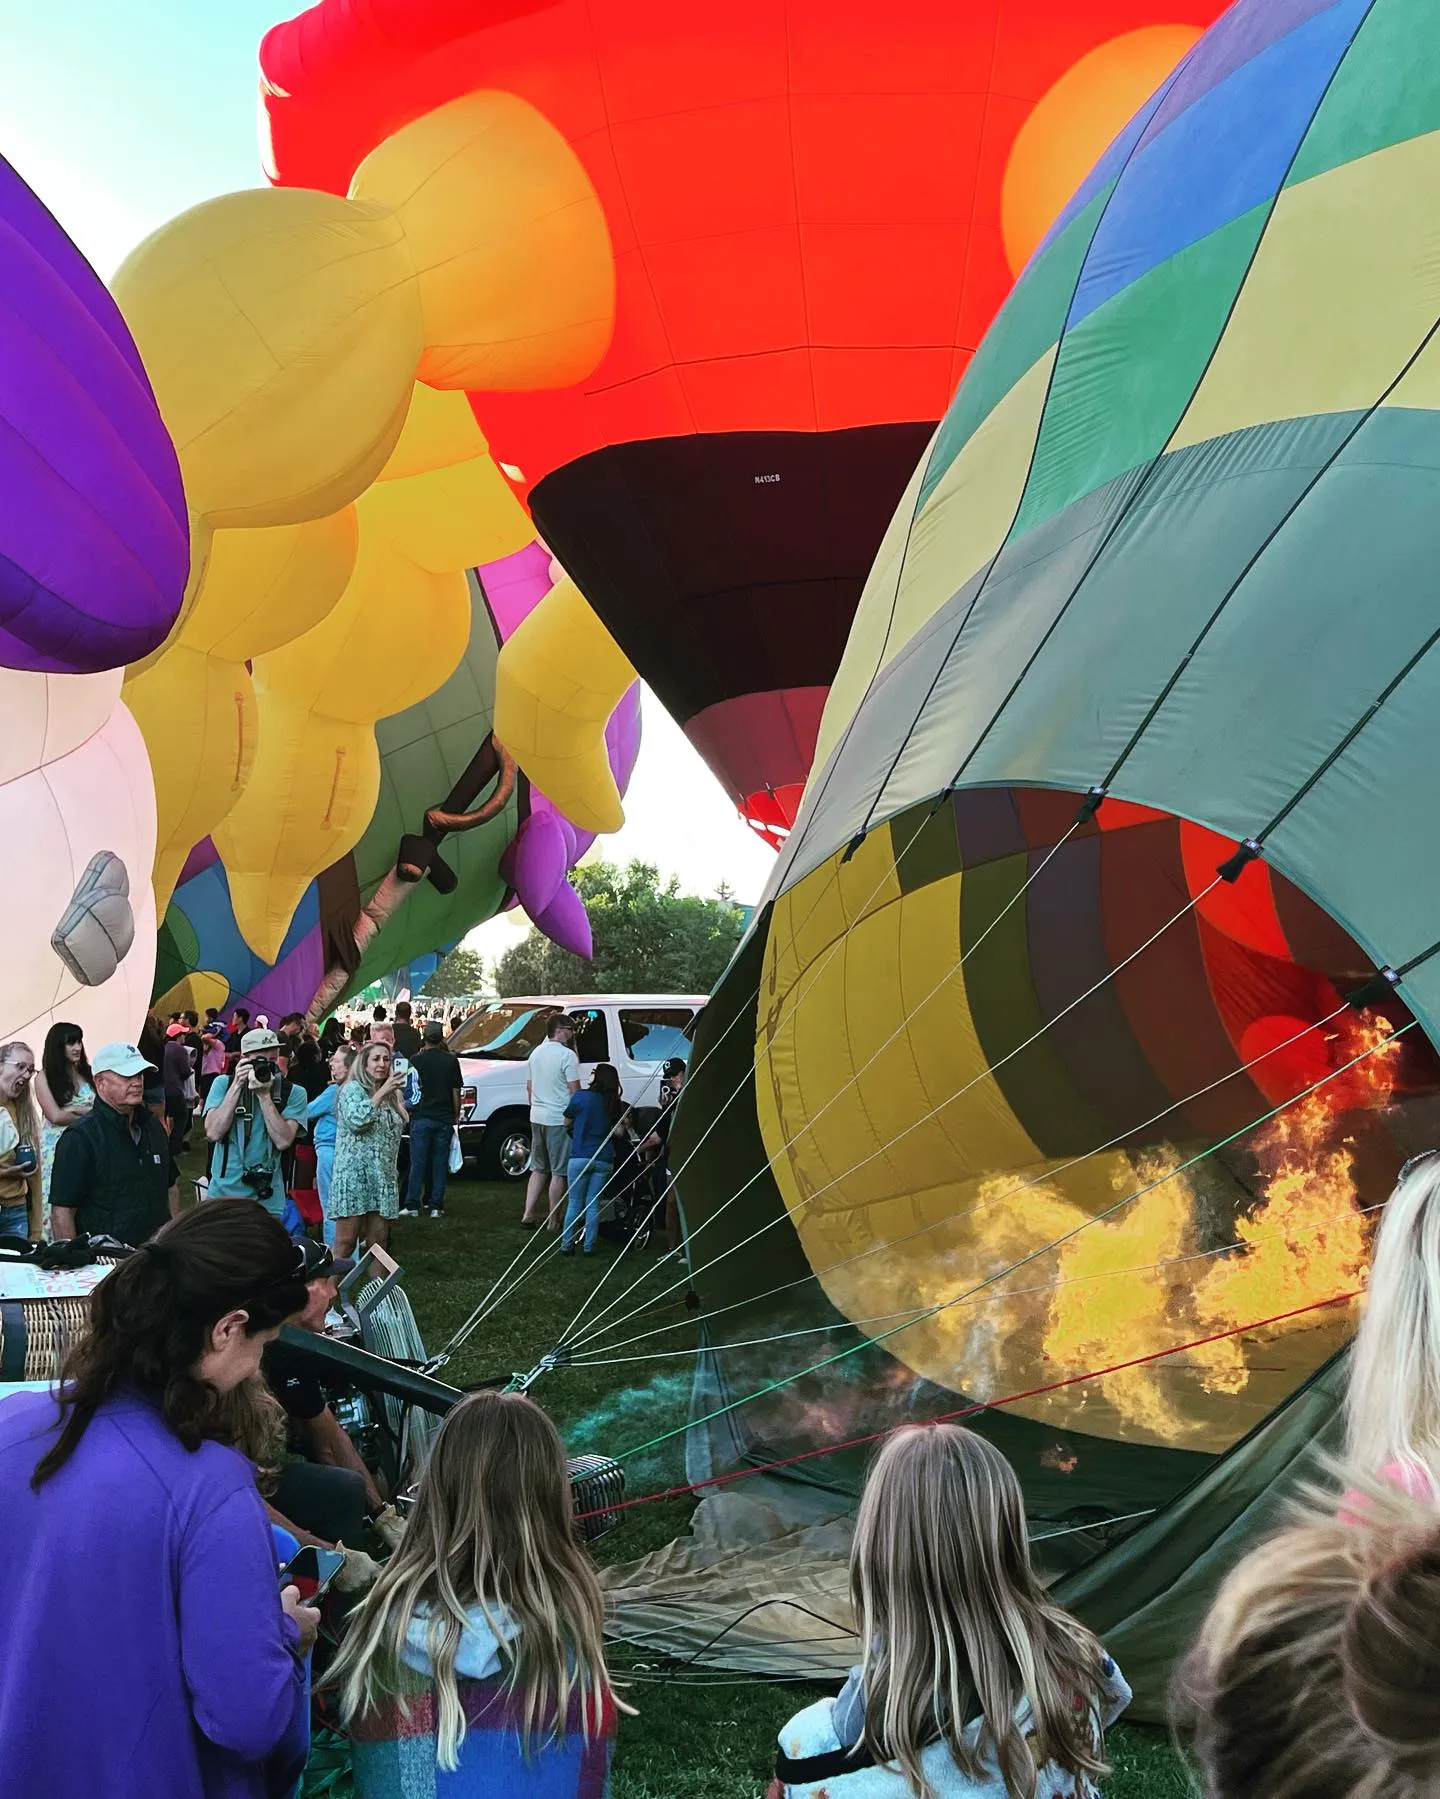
[678,0,1440,1714]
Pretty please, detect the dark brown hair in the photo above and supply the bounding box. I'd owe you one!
[33,1197,307,1488]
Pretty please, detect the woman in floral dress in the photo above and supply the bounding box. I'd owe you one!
[328,1041,407,1256]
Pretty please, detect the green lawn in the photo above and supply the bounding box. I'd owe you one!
[296,1170,1191,1796]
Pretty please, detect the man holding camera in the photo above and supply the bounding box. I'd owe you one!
[203,1026,307,1221]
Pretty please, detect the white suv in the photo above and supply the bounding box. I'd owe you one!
[449,993,706,1180]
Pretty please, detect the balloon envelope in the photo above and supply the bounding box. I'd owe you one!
[261,0,1225,839]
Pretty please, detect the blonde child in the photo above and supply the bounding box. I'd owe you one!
[772,1424,1129,1799]
[330,1390,617,1796]
[1178,1482,1440,1798]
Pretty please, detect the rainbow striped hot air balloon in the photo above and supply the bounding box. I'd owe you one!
[668,0,1440,1712]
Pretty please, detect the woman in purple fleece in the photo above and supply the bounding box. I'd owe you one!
[0,1197,317,1798]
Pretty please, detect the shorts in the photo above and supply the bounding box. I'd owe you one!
[530,1122,570,1175]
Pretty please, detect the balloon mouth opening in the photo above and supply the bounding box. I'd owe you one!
[739,784,1440,1482]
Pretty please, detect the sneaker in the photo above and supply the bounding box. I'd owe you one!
[560,1244,574,1257]
[425,1209,442,1219]
[398,1208,420,1218]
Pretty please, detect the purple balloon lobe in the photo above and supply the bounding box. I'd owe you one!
[533,879,592,960]
[0,155,187,674]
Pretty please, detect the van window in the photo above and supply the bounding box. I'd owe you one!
[570,1008,610,1064]
[619,1008,695,1063]
[447,1002,562,1059]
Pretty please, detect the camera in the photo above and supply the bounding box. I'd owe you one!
[240,1168,275,1201]
[250,1056,276,1085]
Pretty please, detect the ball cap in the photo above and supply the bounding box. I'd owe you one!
[240,1027,281,1054]
[91,1042,156,1077]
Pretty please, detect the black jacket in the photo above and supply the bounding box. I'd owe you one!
[49,1098,177,1247]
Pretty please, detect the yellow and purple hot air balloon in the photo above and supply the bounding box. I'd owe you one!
[0,153,187,1045]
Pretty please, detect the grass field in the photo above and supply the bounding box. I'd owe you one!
[301,1170,1193,1796]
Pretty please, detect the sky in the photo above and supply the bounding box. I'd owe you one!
[4,0,779,970]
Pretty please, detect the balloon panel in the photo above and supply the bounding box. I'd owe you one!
[262,0,1227,834]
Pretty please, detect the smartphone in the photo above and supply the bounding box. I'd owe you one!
[278,1544,346,1602]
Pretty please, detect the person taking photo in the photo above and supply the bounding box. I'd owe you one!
[204,1027,308,1224]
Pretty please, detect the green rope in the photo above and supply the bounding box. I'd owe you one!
[616,1023,1413,1463]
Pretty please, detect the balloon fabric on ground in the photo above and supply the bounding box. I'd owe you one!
[260,0,1229,846]
[665,0,1440,1711]
[0,152,187,1047]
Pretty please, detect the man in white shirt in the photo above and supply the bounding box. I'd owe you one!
[523,1014,580,1229]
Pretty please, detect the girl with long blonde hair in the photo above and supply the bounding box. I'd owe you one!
[1344,1153,1440,1501]
[773,1424,1129,1799]
[330,1390,618,1796]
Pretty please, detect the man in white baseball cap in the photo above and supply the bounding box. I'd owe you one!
[50,1041,179,1246]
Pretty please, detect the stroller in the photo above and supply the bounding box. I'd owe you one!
[596,1107,665,1246]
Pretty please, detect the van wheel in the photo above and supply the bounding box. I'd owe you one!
[481,1118,532,1183]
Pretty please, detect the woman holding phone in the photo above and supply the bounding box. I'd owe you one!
[328,1040,407,1258]
[0,1198,317,1798]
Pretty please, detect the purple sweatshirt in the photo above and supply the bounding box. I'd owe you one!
[0,1387,309,1798]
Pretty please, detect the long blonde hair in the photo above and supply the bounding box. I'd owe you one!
[1177,1482,1440,1798]
[352,1042,402,1111]
[330,1391,612,1768]
[850,1425,1109,1799]
[1345,1156,1440,1481]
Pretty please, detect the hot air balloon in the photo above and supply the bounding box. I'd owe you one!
[601,0,1440,1711]
[0,151,187,1046]
[261,0,1228,845]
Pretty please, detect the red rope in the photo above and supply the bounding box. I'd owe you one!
[576,1288,1359,1520]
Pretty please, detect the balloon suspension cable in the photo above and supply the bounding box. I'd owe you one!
[571,999,1357,1362]
[424,773,959,1370]
[568,1194,1388,1371]
[579,1288,1361,1522]
[563,853,1224,1357]
[609,1018,1413,1468]
[552,803,1102,1358]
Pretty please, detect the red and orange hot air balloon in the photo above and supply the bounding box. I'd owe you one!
[261,0,1224,846]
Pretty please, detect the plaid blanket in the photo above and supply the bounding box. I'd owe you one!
[350,1672,615,1798]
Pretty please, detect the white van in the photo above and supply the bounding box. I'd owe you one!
[449,994,706,1180]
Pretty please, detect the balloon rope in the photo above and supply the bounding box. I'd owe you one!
[582,1287,1361,1514]
[544,810,1092,1356]
[563,870,1219,1355]
[573,1000,1352,1360]
[567,1195,1385,1370]
[610,1022,1411,1466]
[426,745,997,1369]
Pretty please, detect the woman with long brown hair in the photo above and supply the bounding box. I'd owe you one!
[773,1424,1129,1799]
[331,1390,618,1795]
[0,1197,316,1797]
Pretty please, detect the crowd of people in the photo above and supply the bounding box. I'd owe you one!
[6,1012,1440,1797]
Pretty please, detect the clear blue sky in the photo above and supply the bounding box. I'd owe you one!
[6,0,777,927]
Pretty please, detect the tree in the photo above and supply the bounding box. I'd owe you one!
[493,860,746,997]
[421,945,486,999]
